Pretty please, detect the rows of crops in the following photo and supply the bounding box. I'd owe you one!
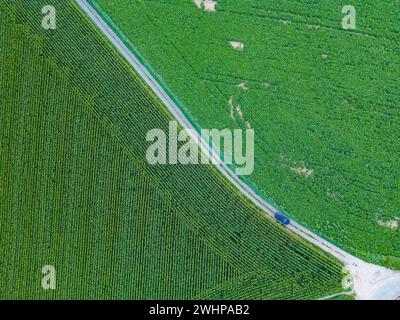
[0,0,344,299]
[90,0,400,267]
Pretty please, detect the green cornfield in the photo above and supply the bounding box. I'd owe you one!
[0,0,344,299]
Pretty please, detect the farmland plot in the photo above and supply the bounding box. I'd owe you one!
[89,0,400,267]
[0,0,343,299]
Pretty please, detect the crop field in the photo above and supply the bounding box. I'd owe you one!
[89,0,400,267]
[0,0,344,299]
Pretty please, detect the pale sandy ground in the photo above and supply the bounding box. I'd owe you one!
[193,0,202,9]
[204,0,217,12]
[230,41,245,50]
[237,82,249,91]
[228,95,252,128]
[378,219,399,230]
[346,259,400,300]
[290,166,314,178]
[194,0,217,12]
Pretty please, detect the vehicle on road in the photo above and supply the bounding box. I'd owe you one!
[274,212,290,225]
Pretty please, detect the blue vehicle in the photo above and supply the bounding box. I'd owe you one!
[274,212,290,225]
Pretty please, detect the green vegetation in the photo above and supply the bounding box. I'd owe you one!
[89,0,400,266]
[0,0,343,299]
